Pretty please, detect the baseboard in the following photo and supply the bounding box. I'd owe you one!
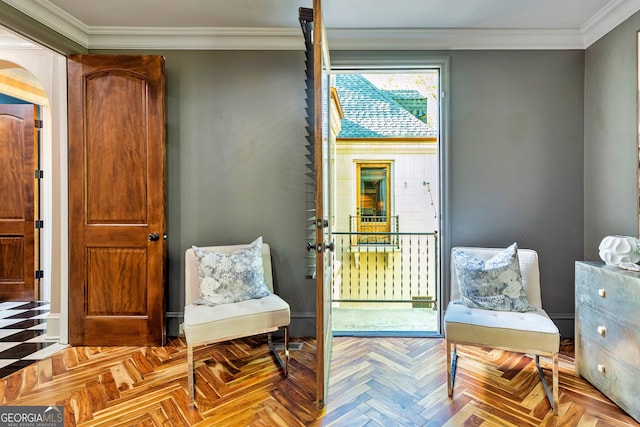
[51,311,573,340]
[548,312,575,321]
[548,312,575,339]
[291,311,315,319]
[46,312,61,341]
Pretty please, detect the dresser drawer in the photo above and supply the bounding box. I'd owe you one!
[576,338,640,422]
[576,305,640,371]
[575,262,640,326]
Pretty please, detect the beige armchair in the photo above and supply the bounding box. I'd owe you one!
[444,247,560,415]
[183,242,290,403]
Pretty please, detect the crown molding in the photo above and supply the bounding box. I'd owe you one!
[327,28,585,50]
[581,0,640,47]
[87,27,305,50]
[2,0,639,51]
[2,0,88,46]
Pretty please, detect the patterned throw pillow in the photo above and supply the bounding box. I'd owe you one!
[452,243,535,312]
[193,237,271,306]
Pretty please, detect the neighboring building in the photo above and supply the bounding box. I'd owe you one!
[332,74,439,308]
[383,89,429,124]
[334,74,438,237]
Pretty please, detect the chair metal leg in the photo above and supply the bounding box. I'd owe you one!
[284,325,290,376]
[187,343,194,403]
[268,327,290,376]
[552,352,559,415]
[446,340,451,396]
[447,342,457,397]
[536,354,559,416]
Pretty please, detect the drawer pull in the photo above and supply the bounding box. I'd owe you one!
[597,364,606,374]
[598,288,606,297]
[597,326,606,336]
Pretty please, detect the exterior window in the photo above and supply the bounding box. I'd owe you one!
[356,163,391,243]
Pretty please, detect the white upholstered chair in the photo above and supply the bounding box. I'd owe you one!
[183,243,290,403]
[444,247,560,415]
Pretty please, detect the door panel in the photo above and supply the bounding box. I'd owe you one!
[68,55,166,346]
[0,104,36,301]
[85,71,148,224]
[86,248,147,315]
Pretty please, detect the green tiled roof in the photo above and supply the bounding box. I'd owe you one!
[384,90,428,123]
[335,74,434,138]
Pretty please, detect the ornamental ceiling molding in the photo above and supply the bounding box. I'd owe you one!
[3,0,640,50]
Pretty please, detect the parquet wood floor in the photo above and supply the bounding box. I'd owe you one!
[0,335,637,426]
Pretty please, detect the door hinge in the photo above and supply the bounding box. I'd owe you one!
[35,220,44,229]
[35,270,44,279]
[34,119,43,129]
[35,170,43,179]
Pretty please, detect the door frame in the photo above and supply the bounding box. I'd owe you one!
[329,56,451,335]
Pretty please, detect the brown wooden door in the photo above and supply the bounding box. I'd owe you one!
[0,104,37,301]
[313,0,333,408]
[68,55,166,346]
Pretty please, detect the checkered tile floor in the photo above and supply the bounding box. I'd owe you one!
[0,301,67,379]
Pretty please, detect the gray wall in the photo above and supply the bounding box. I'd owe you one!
[5,2,639,342]
[109,50,316,337]
[98,48,586,338]
[584,12,640,260]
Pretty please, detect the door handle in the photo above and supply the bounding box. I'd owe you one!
[307,242,334,252]
[148,233,160,241]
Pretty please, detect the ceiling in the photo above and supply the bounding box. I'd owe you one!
[27,0,621,29]
[1,0,640,50]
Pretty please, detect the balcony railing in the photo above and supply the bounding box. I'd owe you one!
[349,215,399,245]
[331,231,438,309]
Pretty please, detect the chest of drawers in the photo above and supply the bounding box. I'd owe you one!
[575,261,640,423]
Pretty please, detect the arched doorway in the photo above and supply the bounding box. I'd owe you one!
[0,28,69,344]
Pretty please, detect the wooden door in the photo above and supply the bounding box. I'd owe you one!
[68,55,166,346]
[0,104,36,301]
[313,0,334,408]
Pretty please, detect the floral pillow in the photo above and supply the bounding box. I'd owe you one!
[452,243,535,312]
[193,237,271,306]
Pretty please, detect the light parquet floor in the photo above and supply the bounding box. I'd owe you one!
[323,338,639,427]
[0,336,637,426]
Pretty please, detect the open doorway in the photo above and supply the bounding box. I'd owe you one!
[330,70,443,336]
[0,26,69,344]
[0,58,67,378]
